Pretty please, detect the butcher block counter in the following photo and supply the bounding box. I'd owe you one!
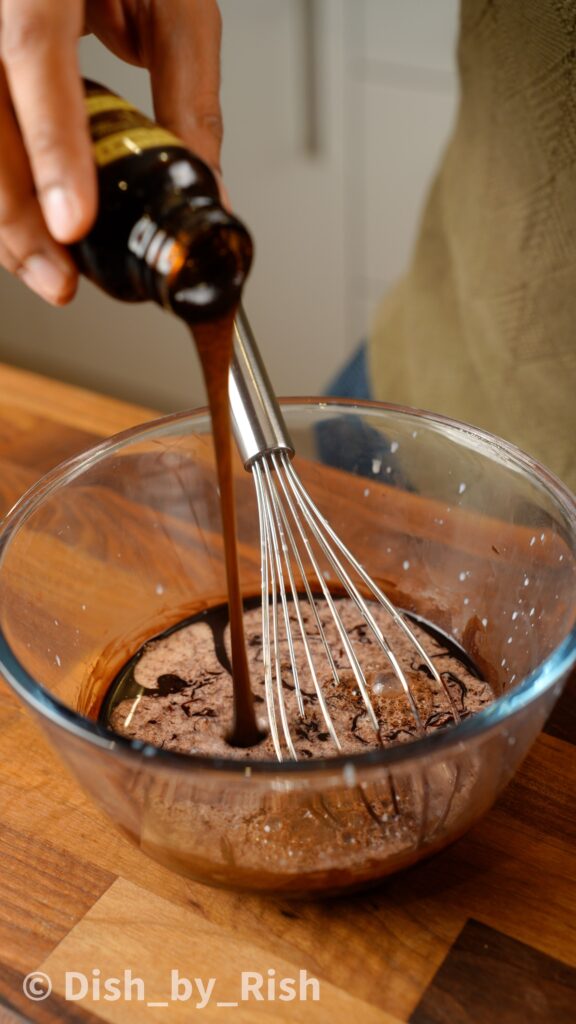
[0,361,574,1024]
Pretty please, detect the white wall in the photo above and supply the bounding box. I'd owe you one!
[0,1,458,412]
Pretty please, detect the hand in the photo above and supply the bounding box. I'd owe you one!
[0,0,223,305]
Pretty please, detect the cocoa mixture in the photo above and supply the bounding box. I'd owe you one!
[107,597,493,759]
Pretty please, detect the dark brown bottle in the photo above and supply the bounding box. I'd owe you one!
[73,80,253,323]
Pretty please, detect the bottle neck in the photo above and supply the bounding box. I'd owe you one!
[128,197,253,322]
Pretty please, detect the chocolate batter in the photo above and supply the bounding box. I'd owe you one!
[103,597,493,758]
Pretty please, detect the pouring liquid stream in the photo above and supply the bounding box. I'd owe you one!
[189,314,262,747]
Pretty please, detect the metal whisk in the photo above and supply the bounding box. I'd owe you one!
[229,309,460,761]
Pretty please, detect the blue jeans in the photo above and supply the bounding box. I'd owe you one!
[325,343,372,401]
[318,342,410,487]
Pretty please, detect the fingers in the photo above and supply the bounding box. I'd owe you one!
[7,216,78,306]
[145,0,224,175]
[1,0,97,243]
[0,64,77,304]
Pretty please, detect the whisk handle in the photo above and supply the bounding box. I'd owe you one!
[230,307,295,469]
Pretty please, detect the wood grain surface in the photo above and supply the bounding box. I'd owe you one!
[0,362,574,1024]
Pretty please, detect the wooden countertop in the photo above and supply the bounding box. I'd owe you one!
[0,361,574,1024]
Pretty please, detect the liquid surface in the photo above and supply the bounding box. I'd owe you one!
[101,597,494,760]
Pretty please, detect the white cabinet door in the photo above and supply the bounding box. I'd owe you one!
[219,0,348,395]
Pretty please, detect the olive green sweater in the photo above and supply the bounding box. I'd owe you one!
[369,0,576,491]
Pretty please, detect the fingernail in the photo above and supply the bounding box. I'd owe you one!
[20,254,72,302]
[42,186,81,241]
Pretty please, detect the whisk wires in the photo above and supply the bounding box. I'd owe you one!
[250,450,460,762]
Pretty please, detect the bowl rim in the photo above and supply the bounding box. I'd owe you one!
[0,396,575,777]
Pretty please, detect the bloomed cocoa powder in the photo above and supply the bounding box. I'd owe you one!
[106,597,493,759]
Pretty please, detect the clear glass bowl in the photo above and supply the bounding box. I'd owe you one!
[0,400,575,898]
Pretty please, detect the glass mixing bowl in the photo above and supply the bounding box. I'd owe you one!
[0,400,575,897]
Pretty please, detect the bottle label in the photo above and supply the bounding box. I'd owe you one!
[85,89,182,167]
[85,94,136,116]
